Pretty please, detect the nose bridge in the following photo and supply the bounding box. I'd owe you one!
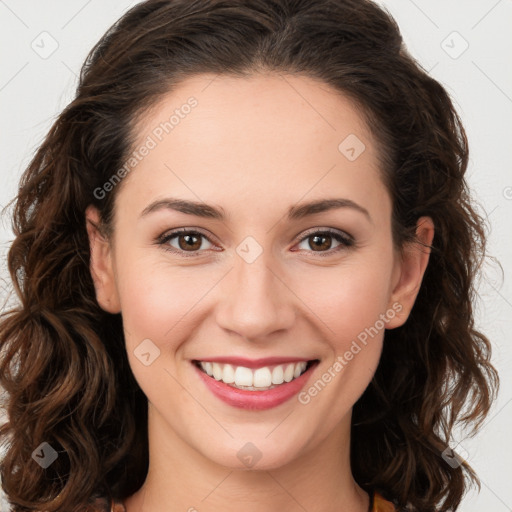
[215,242,295,340]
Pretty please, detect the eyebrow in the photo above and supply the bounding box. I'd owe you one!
[140,197,372,223]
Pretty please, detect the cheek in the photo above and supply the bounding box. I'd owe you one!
[294,259,395,343]
[115,255,223,354]
[291,254,395,387]
[116,260,204,404]
[293,266,396,422]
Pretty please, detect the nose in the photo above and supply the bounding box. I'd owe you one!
[214,250,296,342]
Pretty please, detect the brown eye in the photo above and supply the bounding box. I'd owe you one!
[308,233,334,251]
[159,229,214,255]
[176,232,203,251]
[295,229,354,256]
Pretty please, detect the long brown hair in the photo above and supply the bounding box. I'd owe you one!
[0,1,499,510]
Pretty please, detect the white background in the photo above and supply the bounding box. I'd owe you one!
[0,1,511,510]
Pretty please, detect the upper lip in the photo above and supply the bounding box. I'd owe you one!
[193,356,318,369]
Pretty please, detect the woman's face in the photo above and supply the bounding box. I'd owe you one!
[87,73,432,470]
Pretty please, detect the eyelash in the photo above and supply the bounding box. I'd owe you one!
[156,227,355,258]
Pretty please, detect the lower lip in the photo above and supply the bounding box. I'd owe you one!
[193,361,319,410]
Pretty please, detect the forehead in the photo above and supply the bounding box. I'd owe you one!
[116,72,388,222]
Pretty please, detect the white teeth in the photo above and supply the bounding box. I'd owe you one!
[253,367,272,387]
[234,366,253,387]
[203,362,213,377]
[197,360,313,388]
[212,362,223,380]
[294,362,307,379]
[222,364,235,384]
[283,364,295,382]
[271,365,284,385]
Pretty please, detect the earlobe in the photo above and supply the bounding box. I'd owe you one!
[85,205,121,314]
[386,216,435,329]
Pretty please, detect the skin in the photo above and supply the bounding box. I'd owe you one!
[86,72,434,512]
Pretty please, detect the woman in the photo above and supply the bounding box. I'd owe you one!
[0,0,499,511]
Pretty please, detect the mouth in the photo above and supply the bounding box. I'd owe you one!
[191,358,320,410]
[192,359,319,391]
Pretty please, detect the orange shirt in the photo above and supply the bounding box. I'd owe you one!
[372,491,397,511]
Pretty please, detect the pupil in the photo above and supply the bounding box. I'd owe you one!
[180,234,200,250]
[311,234,330,251]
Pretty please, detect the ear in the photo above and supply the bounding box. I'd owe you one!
[386,216,434,329]
[85,205,121,314]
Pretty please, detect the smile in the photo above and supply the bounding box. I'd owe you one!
[194,360,314,390]
[192,358,320,410]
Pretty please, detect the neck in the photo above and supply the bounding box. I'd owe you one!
[124,406,369,512]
